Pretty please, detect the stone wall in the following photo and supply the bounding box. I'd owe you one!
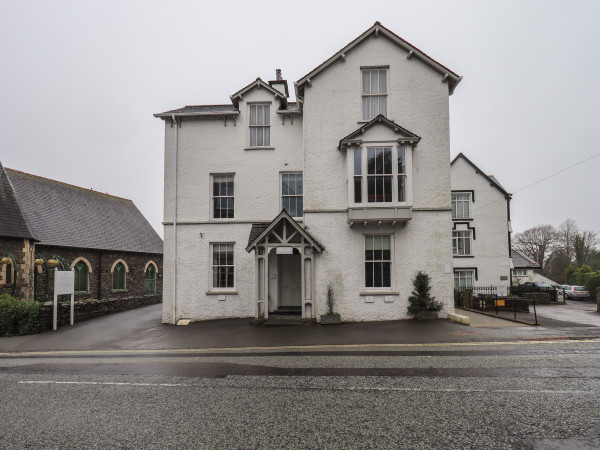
[39,294,161,330]
[0,237,34,300]
[33,245,163,302]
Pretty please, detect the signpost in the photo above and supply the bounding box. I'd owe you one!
[54,270,75,331]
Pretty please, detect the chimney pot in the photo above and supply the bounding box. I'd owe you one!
[276,69,282,81]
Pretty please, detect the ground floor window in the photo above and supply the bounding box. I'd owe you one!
[112,261,126,291]
[513,269,527,277]
[5,263,13,285]
[145,264,156,295]
[73,261,89,293]
[454,270,474,290]
[211,243,234,289]
[365,235,391,288]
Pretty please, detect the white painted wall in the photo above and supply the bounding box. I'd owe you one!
[451,156,511,286]
[161,30,457,323]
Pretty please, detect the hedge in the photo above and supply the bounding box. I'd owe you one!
[0,294,40,336]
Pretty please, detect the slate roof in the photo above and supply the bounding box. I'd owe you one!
[512,249,540,269]
[247,223,271,248]
[0,162,35,239]
[5,168,163,254]
[154,102,299,118]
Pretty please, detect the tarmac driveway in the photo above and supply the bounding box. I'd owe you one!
[535,299,600,327]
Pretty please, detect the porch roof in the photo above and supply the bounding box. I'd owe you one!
[246,210,324,252]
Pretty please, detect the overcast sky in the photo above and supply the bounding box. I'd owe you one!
[1,0,599,238]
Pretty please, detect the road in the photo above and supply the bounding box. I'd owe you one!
[2,340,600,449]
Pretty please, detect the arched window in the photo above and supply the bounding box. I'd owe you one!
[112,262,126,291]
[73,261,89,293]
[144,264,156,295]
[5,263,13,285]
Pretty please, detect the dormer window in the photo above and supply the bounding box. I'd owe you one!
[249,104,270,147]
[362,68,388,120]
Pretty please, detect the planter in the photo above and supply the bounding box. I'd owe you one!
[414,310,439,320]
[320,314,341,325]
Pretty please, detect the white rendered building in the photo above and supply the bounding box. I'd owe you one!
[155,22,463,323]
[450,153,512,289]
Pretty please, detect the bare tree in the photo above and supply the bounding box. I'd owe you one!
[574,230,599,266]
[557,219,579,262]
[513,224,558,271]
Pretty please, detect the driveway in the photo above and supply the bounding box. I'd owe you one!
[535,299,600,327]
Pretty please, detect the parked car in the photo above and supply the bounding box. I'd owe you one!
[521,282,554,292]
[563,285,590,299]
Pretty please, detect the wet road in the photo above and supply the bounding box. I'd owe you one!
[2,340,600,449]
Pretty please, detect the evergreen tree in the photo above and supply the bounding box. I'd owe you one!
[407,271,443,315]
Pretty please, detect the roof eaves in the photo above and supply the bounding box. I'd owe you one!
[452,153,511,198]
[296,21,462,96]
[338,115,421,151]
[230,78,286,108]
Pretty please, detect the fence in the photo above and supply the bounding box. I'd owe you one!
[453,285,554,325]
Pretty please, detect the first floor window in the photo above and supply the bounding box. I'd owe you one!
[74,261,89,293]
[212,174,234,219]
[112,262,126,291]
[282,173,303,217]
[452,192,471,219]
[365,235,391,288]
[452,230,472,256]
[454,270,474,290]
[5,263,13,285]
[353,145,408,205]
[212,243,234,289]
[249,104,270,146]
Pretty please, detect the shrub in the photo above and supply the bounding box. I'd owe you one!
[586,275,600,301]
[0,294,40,336]
[407,271,443,315]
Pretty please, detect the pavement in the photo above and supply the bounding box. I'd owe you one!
[1,300,600,353]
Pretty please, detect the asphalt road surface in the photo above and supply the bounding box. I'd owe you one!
[2,340,600,449]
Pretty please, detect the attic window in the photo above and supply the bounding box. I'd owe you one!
[249,104,270,147]
[362,68,387,120]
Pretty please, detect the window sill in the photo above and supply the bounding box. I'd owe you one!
[453,255,474,258]
[206,290,238,296]
[112,289,127,293]
[452,218,473,221]
[359,290,399,296]
[244,146,274,151]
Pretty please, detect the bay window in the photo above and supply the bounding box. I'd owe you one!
[352,145,410,205]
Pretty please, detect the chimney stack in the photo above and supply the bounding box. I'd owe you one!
[269,69,289,99]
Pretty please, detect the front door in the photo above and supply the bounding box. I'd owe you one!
[278,254,301,308]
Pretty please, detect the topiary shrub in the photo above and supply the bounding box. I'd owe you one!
[407,271,443,315]
[0,294,40,336]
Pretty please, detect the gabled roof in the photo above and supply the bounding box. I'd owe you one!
[295,21,462,99]
[451,153,511,198]
[246,209,324,252]
[512,249,541,269]
[5,168,163,254]
[230,78,287,109]
[0,162,35,240]
[338,114,421,151]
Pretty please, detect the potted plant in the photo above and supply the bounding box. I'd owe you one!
[407,271,443,319]
[320,284,341,325]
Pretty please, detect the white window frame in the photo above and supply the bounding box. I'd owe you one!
[210,243,235,290]
[364,234,393,289]
[211,173,235,220]
[248,103,271,148]
[454,270,475,290]
[361,67,388,120]
[281,172,303,219]
[513,269,527,277]
[349,144,412,206]
[452,192,471,219]
[452,230,472,256]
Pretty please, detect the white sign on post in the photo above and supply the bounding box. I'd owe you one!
[497,285,508,297]
[54,270,75,331]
